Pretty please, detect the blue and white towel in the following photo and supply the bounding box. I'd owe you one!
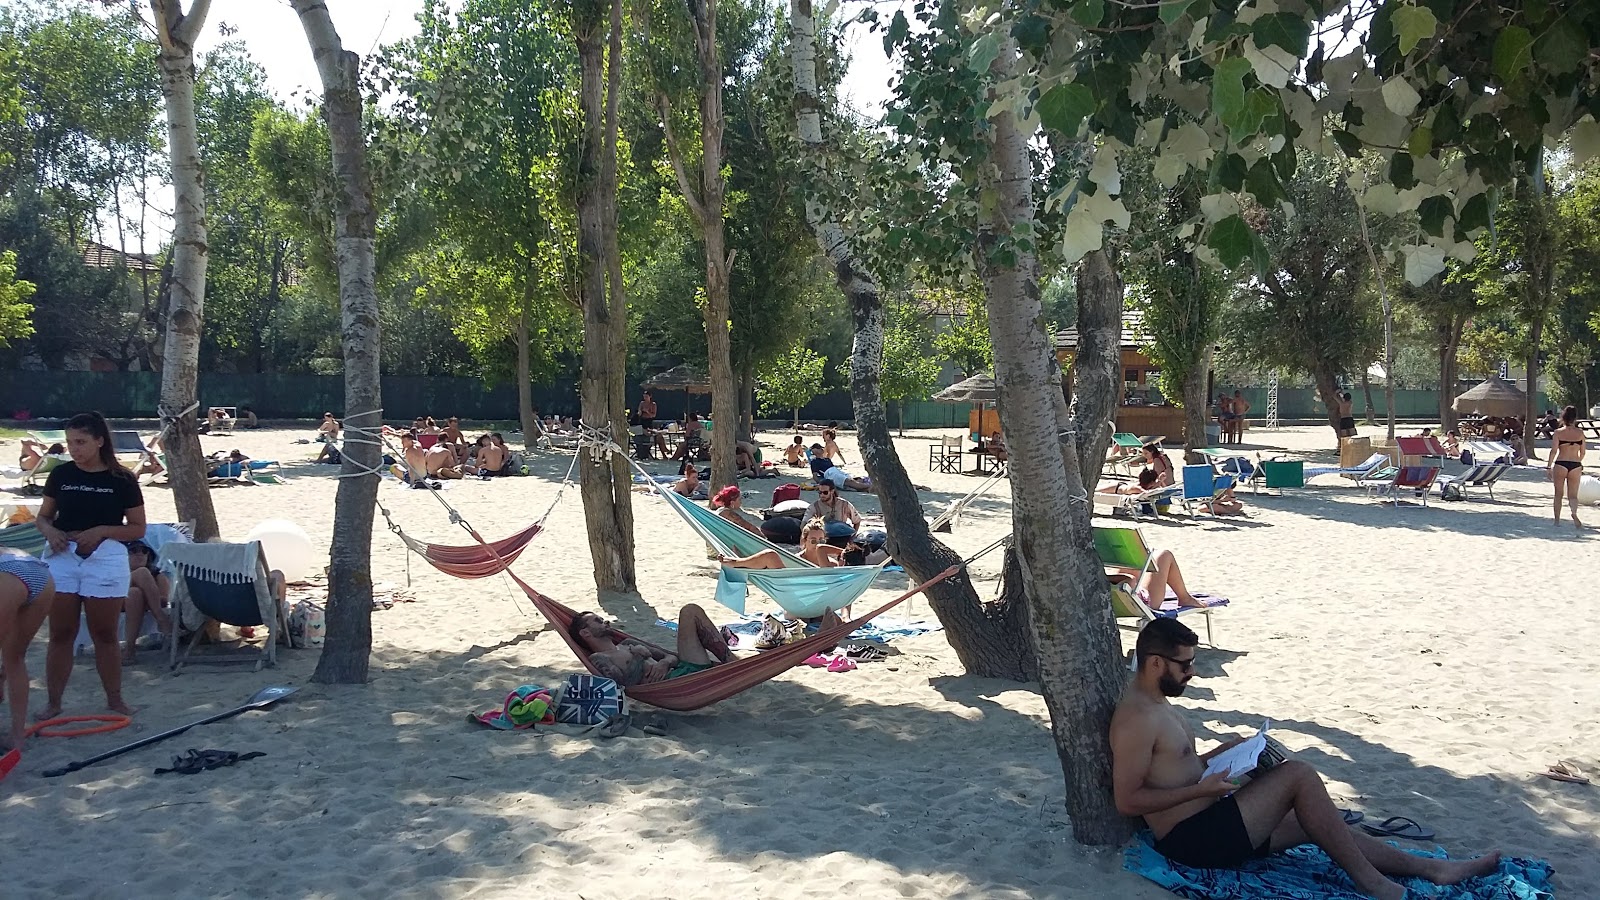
[1124,831,1553,899]
[658,614,941,643]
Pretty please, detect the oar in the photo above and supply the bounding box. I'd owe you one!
[42,685,299,779]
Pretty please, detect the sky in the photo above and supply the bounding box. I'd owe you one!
[118,1,896,243]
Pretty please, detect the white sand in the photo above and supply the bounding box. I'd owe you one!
[1,423,1596,897]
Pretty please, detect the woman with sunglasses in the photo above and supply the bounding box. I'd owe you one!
[718,518,842,570]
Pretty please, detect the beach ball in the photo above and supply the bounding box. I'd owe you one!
[246,519,316,583]
[1577,475,1600,507]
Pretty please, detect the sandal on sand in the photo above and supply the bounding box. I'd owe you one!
[1340,808,1364,826]
[826,656,857,673]
[803,653,832,668]
[1544,761,1591,785]
[1360,816,1435,841]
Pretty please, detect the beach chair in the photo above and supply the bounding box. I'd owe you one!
[1111,582,1216,647]
[110,430,148,463]
[929,435,963,473]
[1360,465,1439,506]
[164,541,286,672]
[1396,435,1448,468]
[1436,463,1512,501]
[1105,433,1145,474]
[1179,464,1235,516]
[1247,459,1304,494]
[1302,452,1388,481]
[1092,483,1182,518]
[20,454,67,491]
[1094,526,1217,645]
[1461,441,1514,465]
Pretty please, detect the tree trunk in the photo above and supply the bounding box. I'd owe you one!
[1525,320,1542,460]
[151,0,219,543]
[516,290,535,450]
[787,0,1033,679]
[1182,345,1212,463]
[1439,316,1464,432]
[736,361,754,441]
[977,55,1128,844]
[1313,366,1343,441]
[1071,250,1122,483]
[572,0,637,593]
[1360,368,1376,425]
[294,0,382,685]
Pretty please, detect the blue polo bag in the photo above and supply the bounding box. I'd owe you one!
[555,674,627,725]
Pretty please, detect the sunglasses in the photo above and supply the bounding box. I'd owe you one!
[1153,653,1196,673]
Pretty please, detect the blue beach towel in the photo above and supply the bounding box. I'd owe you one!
[1124,832,1553,899]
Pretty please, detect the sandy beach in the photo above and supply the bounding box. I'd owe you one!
[1,421,1596,898]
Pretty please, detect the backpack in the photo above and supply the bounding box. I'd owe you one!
[771,483,802,504]
[1440,480,1464,501]
[555,674,627,725]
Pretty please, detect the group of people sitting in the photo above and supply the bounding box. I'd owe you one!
[1098,441,1245,516]
[395,425,516,484]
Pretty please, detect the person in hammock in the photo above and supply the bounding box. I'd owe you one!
[708,485,762,536]
[570,606,735,687]
[718,518,845,569]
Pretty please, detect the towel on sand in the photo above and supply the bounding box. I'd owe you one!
[1124,832,1553,900]
[657,615,941,643]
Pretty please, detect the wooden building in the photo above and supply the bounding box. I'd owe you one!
[1054,309,1190,442]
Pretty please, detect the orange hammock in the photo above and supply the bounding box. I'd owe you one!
[392,523,541,580]
[505,567,959,711]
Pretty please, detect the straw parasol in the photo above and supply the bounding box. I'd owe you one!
[643,364,711,394]
[1452,375,1526,418]
[931,373,997,404]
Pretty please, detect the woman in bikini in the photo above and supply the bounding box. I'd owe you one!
[719,518,843,570]
[1549,405,1587,528]
[709,486,763,536]
[0,549,54,752]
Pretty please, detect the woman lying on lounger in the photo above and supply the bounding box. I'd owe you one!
[1105,546,1224,611]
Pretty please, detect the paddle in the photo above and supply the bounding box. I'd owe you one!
[42,685,298,779]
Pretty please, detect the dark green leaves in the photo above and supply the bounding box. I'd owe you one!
[884,10,909,54]
[1389,152,1415,190]
[1037,83,1095,136]
[1535,20,1588,75]
[1252,13,1310,56]
[1492,26,1533,84]
[1212,57,1255,139]
[1331,129,1363,158]
[1208,214,1255,268]
[1418,196,1454,237]
[968,32,1000,73]
[1458,193,1490,232]
[1070,0,1105,28]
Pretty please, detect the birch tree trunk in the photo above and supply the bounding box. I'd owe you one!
[150,0,218,542]
[517,291,536,450]
[787,0,1034,679]
[573,0,637,593]
[976,41,1128,845]
[658,0,736,490]
[294,0,382,684]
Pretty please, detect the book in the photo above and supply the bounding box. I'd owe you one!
[1201,720,1270,781]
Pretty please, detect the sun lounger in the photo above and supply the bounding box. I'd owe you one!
[1461,440,1514,465]
[1396,435,1448,467]
[1094,525,1218,645]
[1092,483,1182,518]
[1111,582,1216,647]
[1435,462,1512,500]
[1360,465,1439,506]
[1105,433,1146,474]
[1302,452,1388,481]
[1244,458,1304,494]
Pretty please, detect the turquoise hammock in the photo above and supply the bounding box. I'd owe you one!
[654,485,887,618]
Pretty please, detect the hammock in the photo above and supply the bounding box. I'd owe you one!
[507,566,959,711]
[390,522,542,580]
[656,486,886,617]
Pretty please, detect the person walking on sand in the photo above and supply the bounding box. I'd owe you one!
[1112,619,1501,899]
[1548,405,1587,528]
[34,412,146,718]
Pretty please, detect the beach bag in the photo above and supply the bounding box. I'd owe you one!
[472,685,557,730]
[555,674,627,725]
[771,483,801,504]
[286,600,325,649]
[1440,480,1464,501]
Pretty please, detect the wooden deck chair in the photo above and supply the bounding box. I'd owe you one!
[929,434,963,473]
[164,541,286,672]
[1360,465,1439,506]
[1436,463,1512,500]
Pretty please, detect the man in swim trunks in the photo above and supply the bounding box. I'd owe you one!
[1110,619,1500,899]
[571,605,733,687]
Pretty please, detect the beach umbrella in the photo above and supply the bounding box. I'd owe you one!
[1452,375,1526,418]
[932,373,999,444]
[643,365,712,421]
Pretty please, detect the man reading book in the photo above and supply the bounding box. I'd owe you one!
[1109,619,1499,898]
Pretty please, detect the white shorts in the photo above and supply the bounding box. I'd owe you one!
[822,467,849,488]
[43,540,131,599]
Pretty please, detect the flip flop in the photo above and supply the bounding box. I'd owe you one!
[1544,762,1591,785]
[803,653,832,668]
[1340,808,1364,826]
[827,656,857,673]
[1360,816,1435,841]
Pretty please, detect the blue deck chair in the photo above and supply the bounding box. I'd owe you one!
[1180,464,1235,516]
[163,541,284,672]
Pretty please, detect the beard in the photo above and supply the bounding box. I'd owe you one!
[1158,673,1189,697]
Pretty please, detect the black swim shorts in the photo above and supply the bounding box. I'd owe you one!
[1153,796,1270,869]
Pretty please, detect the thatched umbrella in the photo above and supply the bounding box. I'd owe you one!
[642,365,711,423]
[1452,375,1526,418]
[933,373,999,448]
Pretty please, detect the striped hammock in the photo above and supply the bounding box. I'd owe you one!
[392,523,542,580]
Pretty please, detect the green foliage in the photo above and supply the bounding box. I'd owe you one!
[0,249,36,346]
[927,287,992,377]
[757,343,826,423]
[881,298,942,405]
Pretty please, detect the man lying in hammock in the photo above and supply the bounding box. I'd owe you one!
[570,605,736,687]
